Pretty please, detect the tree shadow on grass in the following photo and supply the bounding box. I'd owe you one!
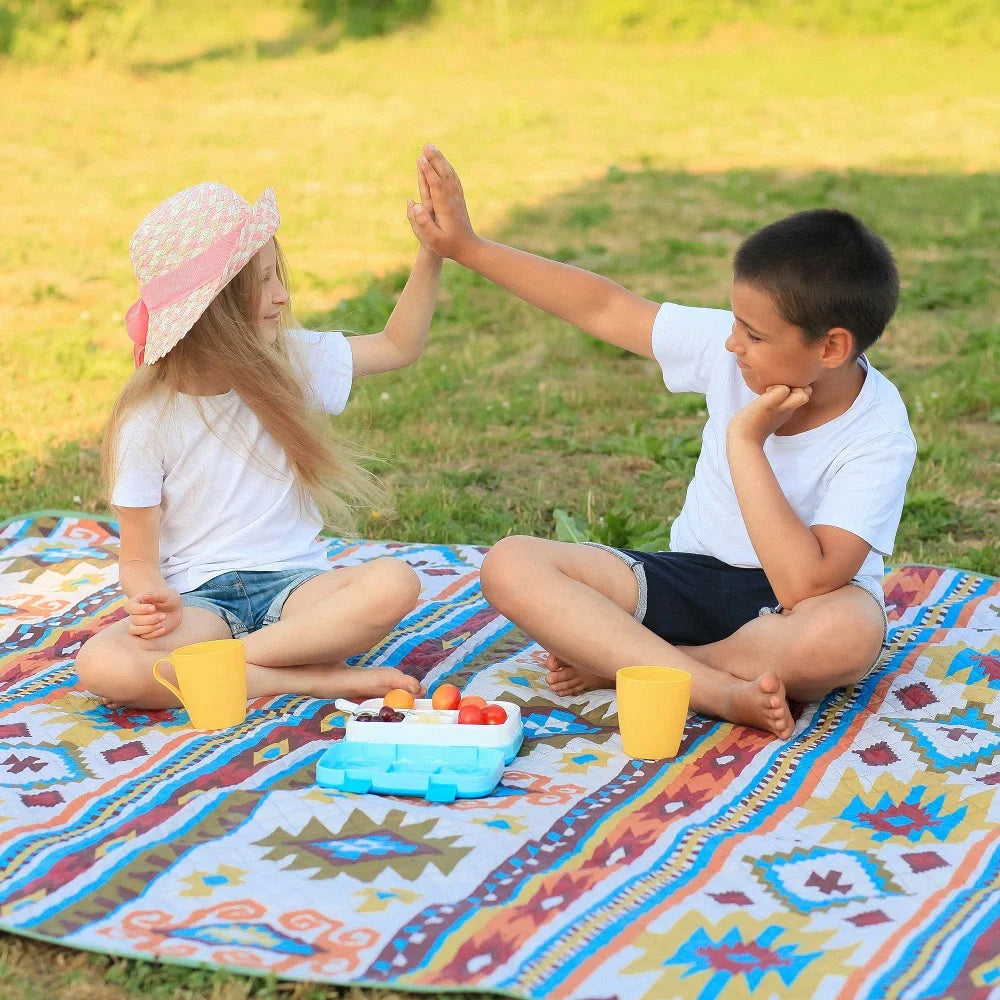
[301,165,1000,570]
[130,0,435,74]
[8,167,999,576]
[4,166,1000,1000]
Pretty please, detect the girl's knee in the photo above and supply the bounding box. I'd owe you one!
[75,632,142,700]
[365,558,421,621]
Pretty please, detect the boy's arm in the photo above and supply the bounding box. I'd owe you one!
[726,386,872,609]
[116,505,183,639]
[346,246,443,376]
[408,144,660,359]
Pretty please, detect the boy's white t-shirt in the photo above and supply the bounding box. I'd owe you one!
[111,329,354,593]
[651,302,917,601]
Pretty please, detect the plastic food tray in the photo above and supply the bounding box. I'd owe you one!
[316,741,507,803]
[314,698,524,802]
[343,698,523,764]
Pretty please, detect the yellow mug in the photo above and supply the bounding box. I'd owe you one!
[152,639,248,731]
[616,665,692,760]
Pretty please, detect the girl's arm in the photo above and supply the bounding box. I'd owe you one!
[407,145,660,359]
[116,505,184,639]
[347,246,442,375]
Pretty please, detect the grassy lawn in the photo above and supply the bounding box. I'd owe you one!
[2,3,999,997]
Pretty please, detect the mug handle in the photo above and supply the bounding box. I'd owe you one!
[152,657,186,707]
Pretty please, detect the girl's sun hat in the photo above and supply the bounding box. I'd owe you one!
[125,183,280,366]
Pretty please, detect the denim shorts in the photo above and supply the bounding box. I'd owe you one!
[583,545,889,671]
[181,568,327,638]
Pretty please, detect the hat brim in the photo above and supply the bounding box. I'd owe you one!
[142,188,280,365]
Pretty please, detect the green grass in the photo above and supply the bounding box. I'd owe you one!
[2,3,1000,998]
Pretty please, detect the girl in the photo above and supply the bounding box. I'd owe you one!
[76,178,440,708]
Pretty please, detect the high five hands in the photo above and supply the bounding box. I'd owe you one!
[406,144,478,261]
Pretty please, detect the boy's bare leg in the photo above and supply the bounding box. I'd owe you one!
[481,536,795,738]
[75,559,423,709]
[542,567,883,706]
[678,585,884,701]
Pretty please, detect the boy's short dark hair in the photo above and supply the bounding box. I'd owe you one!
[733,209,899,355]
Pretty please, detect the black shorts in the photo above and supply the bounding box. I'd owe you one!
[584,546,780,646]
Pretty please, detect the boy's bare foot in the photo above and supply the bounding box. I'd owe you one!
[726,671,795,739]
[544,652,612,697]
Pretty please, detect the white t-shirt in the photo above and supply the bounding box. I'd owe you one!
[651,302,917,598]
[111,329,354,593]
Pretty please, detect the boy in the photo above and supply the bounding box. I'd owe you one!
[405,145,917,739]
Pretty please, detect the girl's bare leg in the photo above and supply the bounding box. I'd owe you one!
[75,558,423,708]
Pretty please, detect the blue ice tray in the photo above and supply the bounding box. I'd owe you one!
[316,741,511,803]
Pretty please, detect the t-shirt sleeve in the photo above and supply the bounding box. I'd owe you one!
[289,329,354,414]
[110,406,164,508]
[650,301,734,394]
[811,432,918,556]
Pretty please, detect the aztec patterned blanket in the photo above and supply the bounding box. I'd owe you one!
[1,513,999,1000]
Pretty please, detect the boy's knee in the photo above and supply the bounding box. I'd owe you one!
[480,535,538,608]
[783,599,883,691]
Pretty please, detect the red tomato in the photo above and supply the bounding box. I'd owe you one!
[482,704,508,725]
[457,704,485,725]
[458,695,487,710]
[431,684,462,711]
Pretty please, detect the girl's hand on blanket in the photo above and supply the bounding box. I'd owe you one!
[407,144,477,262]
[125,588,183,640]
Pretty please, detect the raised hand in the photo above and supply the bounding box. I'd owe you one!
[125,588,183,640]
[406,144,478,261]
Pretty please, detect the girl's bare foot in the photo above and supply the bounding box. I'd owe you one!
[246,661,423,702]
[544,652,612,697]
[313,664,422,702]
[725,671,794,739]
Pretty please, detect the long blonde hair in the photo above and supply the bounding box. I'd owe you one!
[102,238,389,533]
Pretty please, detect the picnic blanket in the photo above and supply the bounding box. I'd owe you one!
[2,511,999,1000]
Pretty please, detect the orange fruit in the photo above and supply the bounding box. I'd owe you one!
[458,695,487,710]
[383,688,415,710]
[431,684,462,711]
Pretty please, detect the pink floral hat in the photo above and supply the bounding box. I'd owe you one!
[125,183,280,366]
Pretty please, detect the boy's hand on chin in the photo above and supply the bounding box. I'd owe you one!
[728,384,813,446]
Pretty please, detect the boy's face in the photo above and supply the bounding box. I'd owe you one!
[727,281,825,394]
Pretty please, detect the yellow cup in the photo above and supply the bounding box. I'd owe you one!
[616,666,692,760]
[152,639,248,731]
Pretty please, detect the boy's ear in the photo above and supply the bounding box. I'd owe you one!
[821,327,857,368]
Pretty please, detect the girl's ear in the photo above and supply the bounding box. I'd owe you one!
[821,327,856,367]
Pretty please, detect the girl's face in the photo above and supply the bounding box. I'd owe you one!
[255,238,289,342]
